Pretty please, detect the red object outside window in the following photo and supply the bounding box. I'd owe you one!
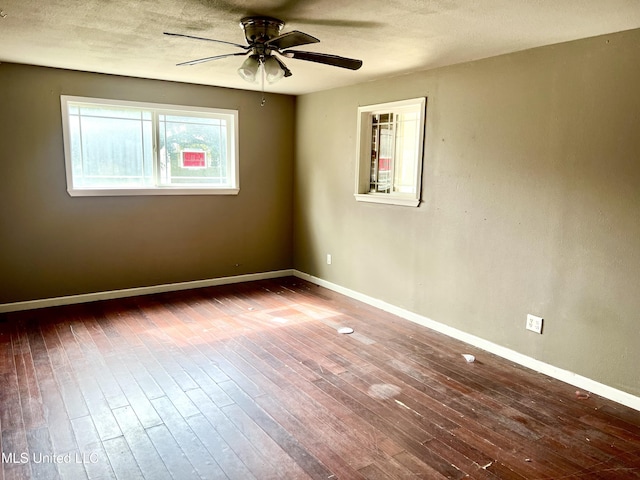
[378,157,391,171]
[182,150,206,168]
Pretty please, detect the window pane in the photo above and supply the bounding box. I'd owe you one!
[370,111,394,193]
[394,111,420,194]
[158,115,229,186]
[71,109,152,187]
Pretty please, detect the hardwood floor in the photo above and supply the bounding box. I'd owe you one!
[1,277,639,479]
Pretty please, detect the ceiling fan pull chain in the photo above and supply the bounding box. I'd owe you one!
[260,60,266,107]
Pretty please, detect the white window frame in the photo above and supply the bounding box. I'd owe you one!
[354,97,426,207]
[60,96,239,196]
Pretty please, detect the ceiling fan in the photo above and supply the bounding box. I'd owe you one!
[164,16,363,85]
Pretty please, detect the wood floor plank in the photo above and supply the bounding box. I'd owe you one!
[111,405,173,480]
[186,387,281,480]
[2,277,640,479]
[27,336,78,456]
[102,435,144,480]
[117,346,165,401]
[25,427,59,480]
[253,392,368,480]
[391,450,451,479]
[197,345,265,399]
[131,299,201,394]
[145,424,200,480]
[121,328,201,418]
[0,322,15,376]
[104,360,162,429]
[185,413,257,480]
[311,375,467,479]
[218,378,337,479]
[1,429,31,480]
[55,455,89,480]
[0,371,24,433]
[223,335,393,471]
[220,403,312,479]
[150,395,230,479]
[69,415,116,480]
[239,332,407,459]
[70,373,122,442]
[226,326,410,469]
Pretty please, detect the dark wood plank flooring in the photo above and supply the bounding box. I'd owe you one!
[1,277,639,479]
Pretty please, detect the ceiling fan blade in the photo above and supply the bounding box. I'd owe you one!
[177,51,249,66]
[164,32,248,50]
[265,30,319,50]
[282,50,363,70]
[273,55,293,77]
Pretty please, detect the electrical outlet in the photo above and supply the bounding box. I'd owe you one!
[326,254,332,265]
[526,314,543,334]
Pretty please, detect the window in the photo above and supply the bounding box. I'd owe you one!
[354,98,426,207]
[60,96,239,196]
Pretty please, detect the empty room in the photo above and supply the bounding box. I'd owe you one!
[1,0,640,478]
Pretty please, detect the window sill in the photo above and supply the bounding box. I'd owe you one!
[67,187,240,197]
[354,193,420,207]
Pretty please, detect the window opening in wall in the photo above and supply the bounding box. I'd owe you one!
[355,97,426,207]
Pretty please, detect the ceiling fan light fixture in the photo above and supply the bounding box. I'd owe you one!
[237,55,260,83]
[263,56,285,84]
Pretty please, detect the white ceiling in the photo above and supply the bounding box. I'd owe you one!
[1,0,639,95]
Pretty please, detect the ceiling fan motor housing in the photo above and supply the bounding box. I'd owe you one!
[240,16,285,45]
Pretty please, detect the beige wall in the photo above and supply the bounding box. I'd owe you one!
[0,64,295,303]
[294,29,640,396]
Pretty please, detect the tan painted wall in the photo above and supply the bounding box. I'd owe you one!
[294,29,640,396]
[0,64,295,303]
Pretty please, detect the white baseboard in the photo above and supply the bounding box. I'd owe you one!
[0,269,295,313]
[293,270,640,412]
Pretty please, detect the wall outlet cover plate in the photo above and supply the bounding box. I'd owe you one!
[526,314,543,334]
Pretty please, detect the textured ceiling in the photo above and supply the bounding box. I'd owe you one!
[1,0,639,95]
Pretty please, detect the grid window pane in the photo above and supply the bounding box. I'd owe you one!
[158,115,229,186]
[68,106,153,188]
